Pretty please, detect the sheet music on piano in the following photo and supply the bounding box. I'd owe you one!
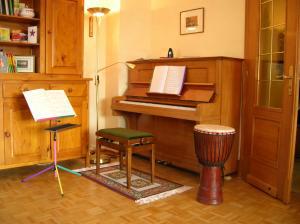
[149,66,186,95]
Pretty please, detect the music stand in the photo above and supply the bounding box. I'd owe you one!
[21,123,81,197]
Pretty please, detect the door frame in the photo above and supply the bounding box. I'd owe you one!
[283,7,300,201]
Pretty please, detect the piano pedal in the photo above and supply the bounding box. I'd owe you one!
[157,160,172,166]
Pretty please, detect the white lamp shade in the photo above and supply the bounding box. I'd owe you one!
[85,0,120,13]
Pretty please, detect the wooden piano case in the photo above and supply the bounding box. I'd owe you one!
[112,57,243,175]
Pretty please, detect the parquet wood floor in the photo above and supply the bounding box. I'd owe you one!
[0,157,299,224]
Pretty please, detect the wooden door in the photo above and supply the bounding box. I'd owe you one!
[3,100,50,166]
[51,98,88,160]
[242,0,299,203]
[45,0,83,75]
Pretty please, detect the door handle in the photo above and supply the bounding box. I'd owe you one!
[283,75,293,79]
[4,131,11,138]
[286,65,295,96]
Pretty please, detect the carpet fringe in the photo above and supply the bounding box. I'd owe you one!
[72,162,119,172]
[135,185,192,205]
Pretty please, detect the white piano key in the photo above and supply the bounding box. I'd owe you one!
[119,100,196,111]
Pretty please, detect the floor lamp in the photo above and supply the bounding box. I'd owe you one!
[87,7,136,164]
[87,6,110,164]
[92,62,136,164]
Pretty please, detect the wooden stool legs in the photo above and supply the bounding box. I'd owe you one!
[151,144,155,183]
[96,140,155,189]
[96,141,100,175]
[126,147,132,188]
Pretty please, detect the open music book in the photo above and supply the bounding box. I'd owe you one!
[149,66,186,95]
[23,89,76,122]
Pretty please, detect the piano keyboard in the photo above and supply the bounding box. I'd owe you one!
[119,100,196,111]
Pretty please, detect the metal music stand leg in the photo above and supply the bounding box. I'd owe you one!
[21,123,82,196]
[21,164,55,182]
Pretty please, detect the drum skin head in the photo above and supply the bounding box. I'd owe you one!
[194,124,235,134]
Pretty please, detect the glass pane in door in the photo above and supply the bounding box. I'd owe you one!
[273,25,285,52]
[257,0,286,108]
[261,2,272,28]
[271,53,284,80]
[260,54,271,80]
[273,0,286,25]
[260,28,272,54]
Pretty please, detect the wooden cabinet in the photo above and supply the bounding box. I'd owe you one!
[3,99,50,167]
[46,0,83,75]
[0,0,89,170]
[0,79,89,170]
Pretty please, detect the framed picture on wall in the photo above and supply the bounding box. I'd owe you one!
[180,8,204,35]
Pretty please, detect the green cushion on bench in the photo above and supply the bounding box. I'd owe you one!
[96,128,153,140]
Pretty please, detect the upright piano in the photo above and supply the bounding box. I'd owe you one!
[112,57,243,174]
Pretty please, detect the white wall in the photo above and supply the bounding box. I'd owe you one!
[84,0,246,150]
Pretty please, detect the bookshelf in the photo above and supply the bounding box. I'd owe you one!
[0,14,40,23]
[0,0,42,73]
[0,40,39,46]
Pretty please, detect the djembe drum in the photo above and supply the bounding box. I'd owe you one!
[194,124,235,205]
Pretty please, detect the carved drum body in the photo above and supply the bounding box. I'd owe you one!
[194,124,235,205]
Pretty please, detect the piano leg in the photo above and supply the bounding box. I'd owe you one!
[124,112,139,129]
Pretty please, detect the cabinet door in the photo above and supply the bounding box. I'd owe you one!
[3,100,50,166]
[46,0,83,75]
[52,98,88,160]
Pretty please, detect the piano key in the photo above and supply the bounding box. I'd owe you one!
[119,100,196,111]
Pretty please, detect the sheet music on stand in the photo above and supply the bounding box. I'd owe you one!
[149,65,186,95]
[23,89,76,122]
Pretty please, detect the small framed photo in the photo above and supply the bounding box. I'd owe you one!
[15,56,35,73]
[180,8,204,35]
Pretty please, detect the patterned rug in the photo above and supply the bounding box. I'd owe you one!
[74,162,191,205]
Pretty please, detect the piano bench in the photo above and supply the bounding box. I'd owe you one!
[95,128,155,189]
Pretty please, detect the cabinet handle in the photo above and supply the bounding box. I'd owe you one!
[61,55,66,61]
[4,131,11,138]
[68,88,73,93]
[47,30,52,34]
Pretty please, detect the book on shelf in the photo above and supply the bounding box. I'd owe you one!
[0,50,8,73]
[0,50,16,73]
[0,0,17,15]
[149,65,186,95]
[8,0,13,15]
[0,0,2,14]
[23,89,76,122]
[4,0,9,15]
